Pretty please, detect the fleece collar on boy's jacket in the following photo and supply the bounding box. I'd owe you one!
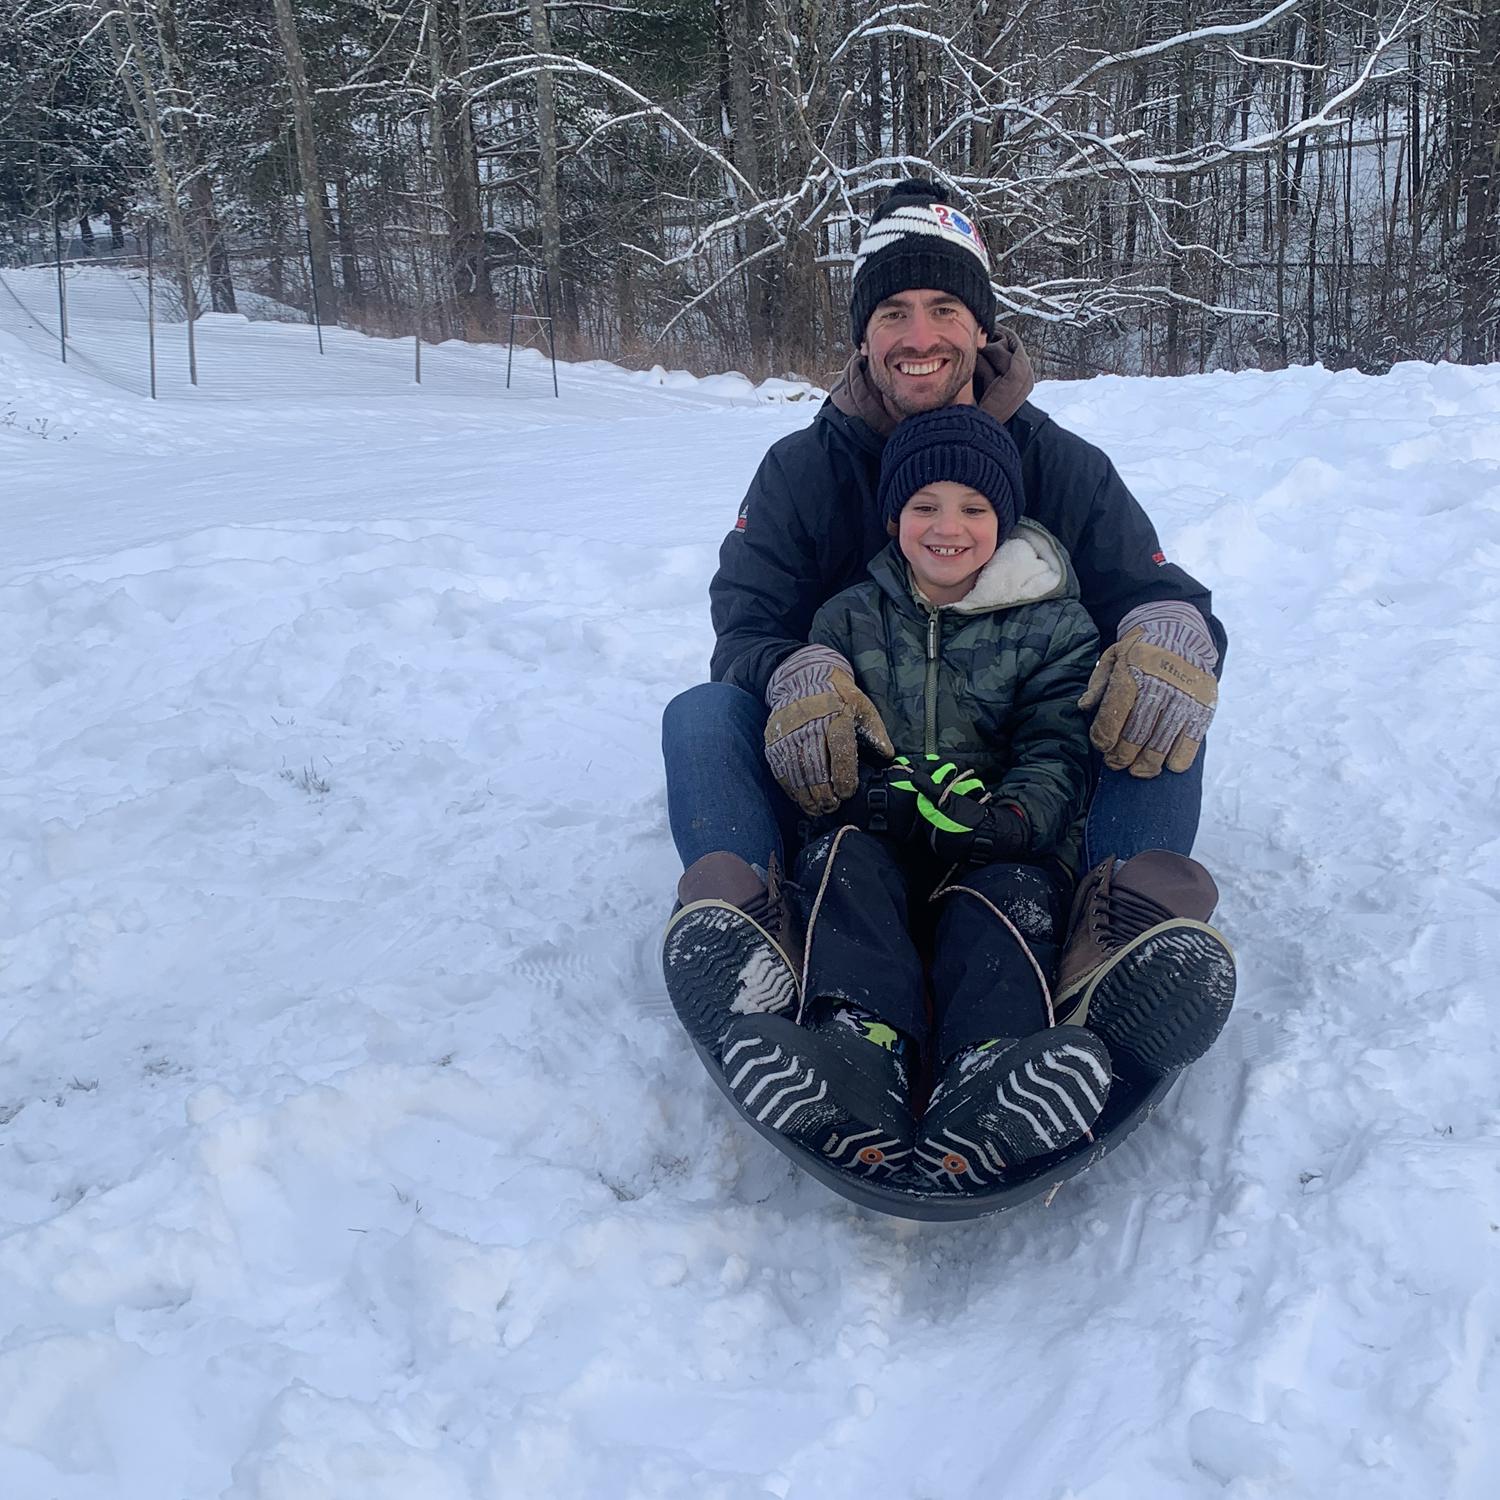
[829,328,1037,438]
[868,517,1076,615]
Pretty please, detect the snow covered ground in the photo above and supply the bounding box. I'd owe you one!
[3,319,1499,1499]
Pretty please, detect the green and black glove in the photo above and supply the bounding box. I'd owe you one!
[877,756,1029,868]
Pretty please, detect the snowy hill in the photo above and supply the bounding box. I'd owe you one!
[2,323,1499,1500]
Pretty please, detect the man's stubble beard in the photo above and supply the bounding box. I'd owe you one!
[868,342,978,417]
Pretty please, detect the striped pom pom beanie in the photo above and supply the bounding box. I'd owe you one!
[850,178,995,345]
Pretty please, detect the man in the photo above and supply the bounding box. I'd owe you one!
[660,177,1234,1119]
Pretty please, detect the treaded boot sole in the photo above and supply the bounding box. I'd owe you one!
[718,1015,913,1181]
[1075,921,1236,1075]
[661,902,798,1054]
[915,1027,1112,1192]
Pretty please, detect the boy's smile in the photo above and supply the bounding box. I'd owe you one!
[898,481,999,604]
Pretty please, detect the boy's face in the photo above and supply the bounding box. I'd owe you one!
[898,481,999,604]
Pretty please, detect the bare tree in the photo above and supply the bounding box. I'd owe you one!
[426,0,496,335]
[12,0,1488,379]
[147,0,236,311]
[1459,0,1499,360]
[272,0,339,321]
[93,0,202,318]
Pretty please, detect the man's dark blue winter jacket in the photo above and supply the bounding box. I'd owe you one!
[709,338,1227,700]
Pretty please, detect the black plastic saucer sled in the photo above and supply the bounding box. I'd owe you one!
[697,1039,1178,1223]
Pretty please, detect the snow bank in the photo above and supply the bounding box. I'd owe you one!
[0,269,824,406]
[2,330,1499,1499]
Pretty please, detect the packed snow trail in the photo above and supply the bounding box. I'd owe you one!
[2,322,1499,1499]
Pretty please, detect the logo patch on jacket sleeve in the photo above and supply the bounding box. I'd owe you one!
[734,498,749,533]
[1152,549,1167,565]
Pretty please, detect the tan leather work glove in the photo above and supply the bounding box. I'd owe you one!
[764,645,895,816]
[1079,601,1219,778]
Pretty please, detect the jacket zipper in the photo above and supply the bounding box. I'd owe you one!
[924,609,941,755]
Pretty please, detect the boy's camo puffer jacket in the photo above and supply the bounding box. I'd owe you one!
[809,519,1099,866]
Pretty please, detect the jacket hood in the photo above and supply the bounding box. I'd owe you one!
[829,328,1037,437]
[868,518,1076,614]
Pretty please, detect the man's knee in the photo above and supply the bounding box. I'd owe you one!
[662,681,764,747]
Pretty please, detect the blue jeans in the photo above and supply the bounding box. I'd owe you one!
[1083,743,1204,867]
[662,682,1204,873]
[662,683,800,871]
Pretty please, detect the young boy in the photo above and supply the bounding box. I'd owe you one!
[716,406,1114,1192]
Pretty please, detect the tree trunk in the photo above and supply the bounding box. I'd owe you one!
[150,0,236,311]
[97,2,199,320]
[1405,24,1424,355]
[1234,75,1253,242]
[1307,150,1325,363]
[425,0,495,336]
[272,0,338,321]
[1461,0,1499,360]
[719,0,769,363]
[528,0,564,340]
[268,194,287,303]
[333,176,363,311]
[1121,65,1149,274]
[971,3,998,174]
[1165,32,1196,377]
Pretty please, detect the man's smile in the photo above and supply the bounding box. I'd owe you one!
[893,356,948,376]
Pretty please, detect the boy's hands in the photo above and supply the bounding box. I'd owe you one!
[764,645,895,816]
[857,756,1029,867]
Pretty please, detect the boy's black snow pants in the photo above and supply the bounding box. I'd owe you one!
[792,826,1072,1063]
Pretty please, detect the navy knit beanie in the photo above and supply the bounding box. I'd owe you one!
[877,407,1025,537]
[850,178,995,346]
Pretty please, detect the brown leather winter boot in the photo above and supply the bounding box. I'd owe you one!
[661,852,803,1055]
[1053,850,1235,1075]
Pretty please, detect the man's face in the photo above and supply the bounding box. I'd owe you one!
[860,289,987,416]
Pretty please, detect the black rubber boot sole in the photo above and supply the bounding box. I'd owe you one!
[692,1036,1178,1221]
[718,1014,914,1181]
[1074,920,1236,1075]
[915,1027,1112,1191]
[661,902,798,1055]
